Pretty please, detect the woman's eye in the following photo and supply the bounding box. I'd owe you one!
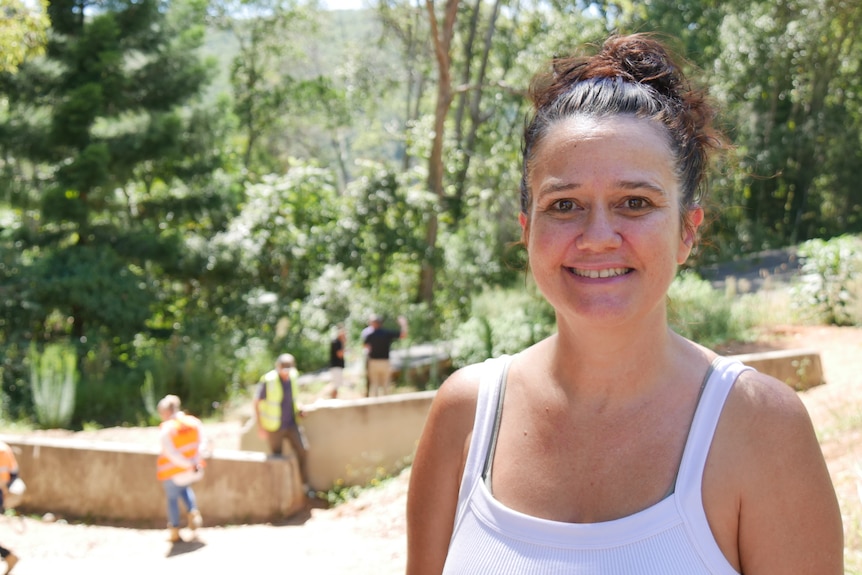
[554,199,575,212]
[624,197,650,210]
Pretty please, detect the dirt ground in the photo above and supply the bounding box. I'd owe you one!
[2,324,862,574]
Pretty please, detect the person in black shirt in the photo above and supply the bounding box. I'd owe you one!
[361,314,408,397]
[329,324,347,399]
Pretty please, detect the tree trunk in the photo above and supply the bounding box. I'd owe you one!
[418,0,459,305]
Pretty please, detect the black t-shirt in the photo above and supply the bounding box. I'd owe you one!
[363,328,401,359]
[330,338,345,368]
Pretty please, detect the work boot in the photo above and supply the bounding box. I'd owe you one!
[4,552,18,574]
[167,526,182,543]
[187,509,203,531]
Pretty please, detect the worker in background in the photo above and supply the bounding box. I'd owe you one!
[156,394,209,543]
[0,441,20,573]
[254,353,313,497]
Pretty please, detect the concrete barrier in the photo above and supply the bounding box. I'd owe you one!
[2,435,306,527]
[240,391,437,491]
[730,348,824,391]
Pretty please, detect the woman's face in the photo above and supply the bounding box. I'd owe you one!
[520,115,702,329]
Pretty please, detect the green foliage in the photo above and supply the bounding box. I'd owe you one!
[70,335,244,427]
[451,286,556,369]
[28,343,77,428]
[3,0,862,431]
[793,235,862,326]
[30,244,154,341]
[0,0,50,73]
[319,465,405,507]
[141,370,160,423]
[668,272,755,347]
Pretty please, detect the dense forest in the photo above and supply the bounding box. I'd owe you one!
[1,0,860,426]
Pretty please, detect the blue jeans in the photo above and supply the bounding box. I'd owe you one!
[162,479,198,527]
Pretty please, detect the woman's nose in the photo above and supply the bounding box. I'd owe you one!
[574,207,622,251]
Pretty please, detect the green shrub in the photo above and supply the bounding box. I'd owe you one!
[793,235,862,326]
[29,344,78,429]
[451,287,555,368]
[668,272,756,347]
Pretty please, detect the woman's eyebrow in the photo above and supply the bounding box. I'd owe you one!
[616,179,666,194]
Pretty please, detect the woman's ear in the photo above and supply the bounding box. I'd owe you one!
[684,207,704,247]
[678,207,704,263]
[519,212,529,246]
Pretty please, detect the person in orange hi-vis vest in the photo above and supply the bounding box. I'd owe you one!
[156,395,210,543]
[0,441,21,573]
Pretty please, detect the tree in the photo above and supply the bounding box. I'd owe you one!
[0,0,50,73]
[209,0,352,178]
[709,0,862,249]
[0,0,223,365]
[418,0,460,305]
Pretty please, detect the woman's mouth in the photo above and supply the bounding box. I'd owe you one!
[568,267,632,279]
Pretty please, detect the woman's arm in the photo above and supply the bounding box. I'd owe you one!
[709,371,844,574]
[406,365,482,575]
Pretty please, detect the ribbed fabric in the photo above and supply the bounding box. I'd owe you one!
[442,355,749,574]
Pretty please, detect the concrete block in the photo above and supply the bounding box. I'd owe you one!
[731,348,824,391]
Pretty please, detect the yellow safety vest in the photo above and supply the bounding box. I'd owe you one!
[258,369,299,432]
[156,413,205,481]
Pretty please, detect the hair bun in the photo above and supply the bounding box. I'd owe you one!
[598,34,684,98]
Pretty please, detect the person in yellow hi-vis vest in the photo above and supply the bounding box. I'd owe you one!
[0,441,20,573]
[253,353,311,497]
[156,395,209,543]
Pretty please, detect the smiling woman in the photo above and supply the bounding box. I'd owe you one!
[521,114,692,326]
[406,33,844,575]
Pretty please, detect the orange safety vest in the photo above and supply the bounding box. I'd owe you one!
[156,413,205,481]
[0,441,18,485]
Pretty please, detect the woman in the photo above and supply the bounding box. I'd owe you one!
[406,34,843,574]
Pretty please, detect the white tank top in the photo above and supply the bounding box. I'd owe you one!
[442,354,749,575]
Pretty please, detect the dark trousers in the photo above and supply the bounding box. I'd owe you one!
[267,425,309,483]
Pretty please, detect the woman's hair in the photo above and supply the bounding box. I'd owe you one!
[520,33,722,219]
[157,394,181,414]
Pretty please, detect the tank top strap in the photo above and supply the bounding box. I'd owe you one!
[450,355,513,538]
[675,356,752,563]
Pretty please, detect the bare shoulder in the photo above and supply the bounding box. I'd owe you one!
[435,362,485,406]
[725,368,814,428]
[422,362,486,441]
[718,368,824,469]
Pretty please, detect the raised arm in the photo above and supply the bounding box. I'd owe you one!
[406,365,482,575]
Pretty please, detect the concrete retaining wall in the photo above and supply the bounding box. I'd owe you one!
[730,348,823,391]
[2,436,306,527]
[239,391,436,490]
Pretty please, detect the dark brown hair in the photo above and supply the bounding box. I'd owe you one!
[520,34,721,219]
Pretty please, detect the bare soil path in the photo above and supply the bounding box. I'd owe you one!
[2,324,862,574]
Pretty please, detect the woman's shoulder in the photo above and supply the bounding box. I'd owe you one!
[727,364,812,423]
[717,363,822,470]
[434,360,493,407]
[426,356,510,428]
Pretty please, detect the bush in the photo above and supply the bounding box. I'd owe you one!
[668,272,755,347]
[29,344,78,429]
[451,287,555,368]
[793,235,862,326]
